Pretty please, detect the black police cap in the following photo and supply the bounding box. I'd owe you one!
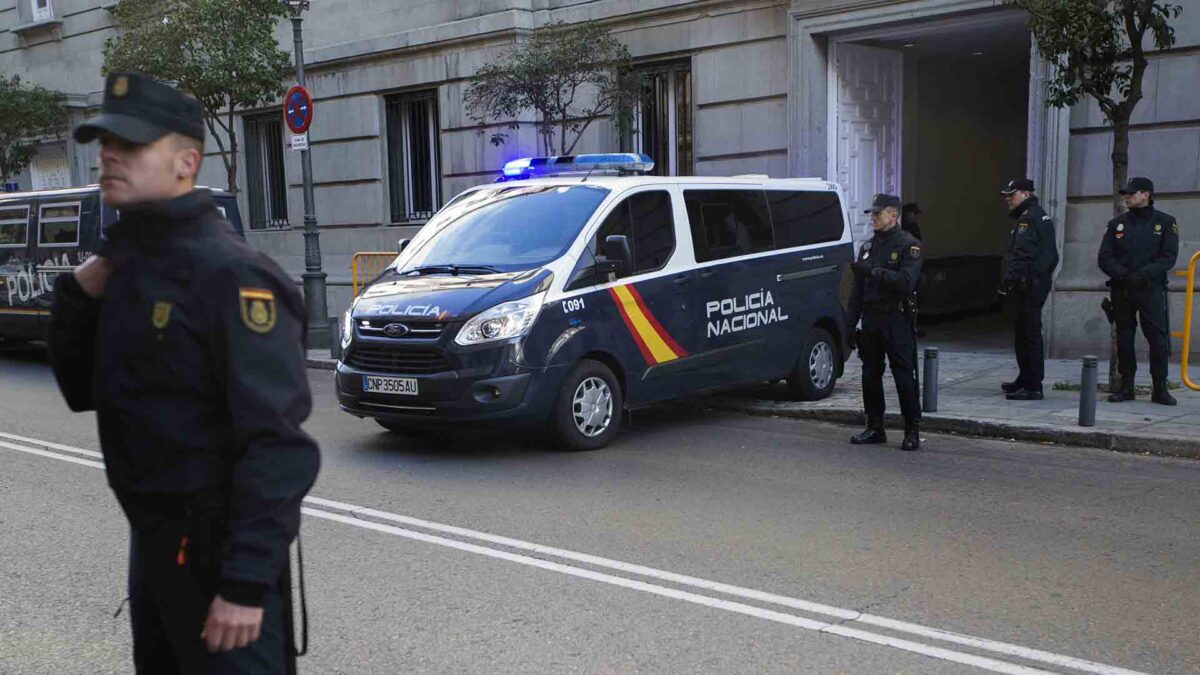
[1000,178,1035,195]
[1118,177,1154,195]
[864,194,901,214]
[74,72,205,145]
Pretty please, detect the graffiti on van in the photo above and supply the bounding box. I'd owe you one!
[1,251,93,306]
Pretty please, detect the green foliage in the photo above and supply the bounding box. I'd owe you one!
[464,21,639,156]
[103,0,294,191]
[1012,0,1181,121]
[0,75,69,183]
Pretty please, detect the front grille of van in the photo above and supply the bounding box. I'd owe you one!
[357,318,447,340]
[345,345,452,375]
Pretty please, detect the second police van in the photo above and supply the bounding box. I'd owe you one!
[337,154,853,450]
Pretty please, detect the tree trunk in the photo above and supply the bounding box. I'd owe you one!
[225,109,238,194]
[1108,115,1131,391]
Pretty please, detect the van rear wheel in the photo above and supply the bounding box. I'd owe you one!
[551,359,623,451]
[787,327,838,401]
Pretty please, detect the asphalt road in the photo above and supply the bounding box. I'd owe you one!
[2,342,1198,674]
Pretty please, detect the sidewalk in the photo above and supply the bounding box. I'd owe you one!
[712,350,1200,459]
[307,348,1200,458]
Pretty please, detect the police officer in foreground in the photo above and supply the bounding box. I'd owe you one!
[47,72,319,673]
[847,194,924,451]
[998,179,1059,401]
[1098,177,1180,405]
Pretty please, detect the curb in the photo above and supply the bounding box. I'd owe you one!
[306,358,336,372]
[708,399,1200,460]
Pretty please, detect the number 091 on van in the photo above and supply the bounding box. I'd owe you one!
[336,171,853,450]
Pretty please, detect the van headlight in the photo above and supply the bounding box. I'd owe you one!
[455,292,547,346]
[341,308,354,348]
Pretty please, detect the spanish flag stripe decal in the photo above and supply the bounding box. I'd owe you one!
[624,283,688,358]
[607,288,656,365]
[609,285,684,365]
[240,288,274,300]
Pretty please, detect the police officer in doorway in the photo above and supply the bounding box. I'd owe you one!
[47,72,320,673]
[1098,177,1180,405]
[999,179,1059,401]
[901,202,923,241]
[848,194,924,451]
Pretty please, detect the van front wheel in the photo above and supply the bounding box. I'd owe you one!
[551,359,623,451]
[787,328,838,401]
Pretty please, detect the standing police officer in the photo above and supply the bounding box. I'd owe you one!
[848,194,924,451]
[999,179,1059,401]
[1098,177,1180,405]
[47,72,319,673]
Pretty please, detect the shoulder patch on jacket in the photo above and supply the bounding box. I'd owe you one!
[239,287,277,334]
[910,245,921,258]
[1018,222,1029,232]
[1172,221,1179,234]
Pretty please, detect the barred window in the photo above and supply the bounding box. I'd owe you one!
[244,112,289,230]
[386,91,442,223]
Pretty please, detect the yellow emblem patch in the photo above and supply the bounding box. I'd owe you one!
[111,76,129,98]
[910,245,921,258]
[1018,222,1029,232]
[152,301,172,330]
[1154,223,1162,233]
[239,288,277,334]
[890,251,899,262]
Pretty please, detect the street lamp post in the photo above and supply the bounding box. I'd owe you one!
[284,0,329,348]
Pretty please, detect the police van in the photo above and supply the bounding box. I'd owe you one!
[336,154,853,450]
[0,185,242,342]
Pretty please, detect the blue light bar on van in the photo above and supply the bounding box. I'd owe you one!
[499,153,655,180]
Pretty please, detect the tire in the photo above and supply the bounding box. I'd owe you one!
[550,359,623,451]
[787,327,838,401]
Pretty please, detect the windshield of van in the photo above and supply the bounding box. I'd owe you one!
[397,184,609,274]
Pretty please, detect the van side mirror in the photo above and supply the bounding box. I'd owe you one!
[598,235,633,279]
[398,238,411,253]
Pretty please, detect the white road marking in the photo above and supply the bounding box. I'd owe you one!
[0,434,1149,675]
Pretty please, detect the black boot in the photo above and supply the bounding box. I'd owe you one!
[1152,381,1177,406]
[850,426,887,445]
[1001,380,1021,393]
[901,421,920,451]
[1108,380,1135,403]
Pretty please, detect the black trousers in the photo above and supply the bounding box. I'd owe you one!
[1113,285,1171,384]
[858,310,921,427]
[1012,280,1051,392]
[128,517,295,675]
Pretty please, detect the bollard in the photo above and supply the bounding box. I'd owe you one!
[1079,355,1098,427]
[922,347,939,413]
[329,317,342,362]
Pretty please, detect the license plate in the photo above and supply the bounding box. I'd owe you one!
[363,375,419,396]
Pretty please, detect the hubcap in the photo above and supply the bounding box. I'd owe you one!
[809,341,834,390]
[572,376,613,437]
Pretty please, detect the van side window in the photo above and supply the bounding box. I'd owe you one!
[684,190,772,262]
[38,202,81,246]
[766,191,843,248]
[0,205,30,247]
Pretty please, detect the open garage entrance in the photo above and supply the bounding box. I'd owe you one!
[826,9,1035,352]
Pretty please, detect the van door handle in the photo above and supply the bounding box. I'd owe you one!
[699,270,717,279]
[673,275,691,286]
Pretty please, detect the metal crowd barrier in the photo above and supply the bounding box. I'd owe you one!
[350,252,397,295]
[1171,249,1200,391]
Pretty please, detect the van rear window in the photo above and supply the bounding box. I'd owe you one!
[766,191,844,248]
[0,205,29,247]
[39,202,81,246]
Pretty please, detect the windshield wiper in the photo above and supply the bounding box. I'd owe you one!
[407,264,504,276]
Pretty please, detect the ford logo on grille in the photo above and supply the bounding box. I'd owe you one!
[382,323,410,337]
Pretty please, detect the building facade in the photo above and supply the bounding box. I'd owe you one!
[2,0,1197,357]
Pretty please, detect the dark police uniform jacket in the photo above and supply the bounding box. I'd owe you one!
[1098,204,1180,288]
[48,190,320,606]
[1003,197,1058,304]
[847,226,923,326]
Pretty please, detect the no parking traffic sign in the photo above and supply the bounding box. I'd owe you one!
[284,84,314,135]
